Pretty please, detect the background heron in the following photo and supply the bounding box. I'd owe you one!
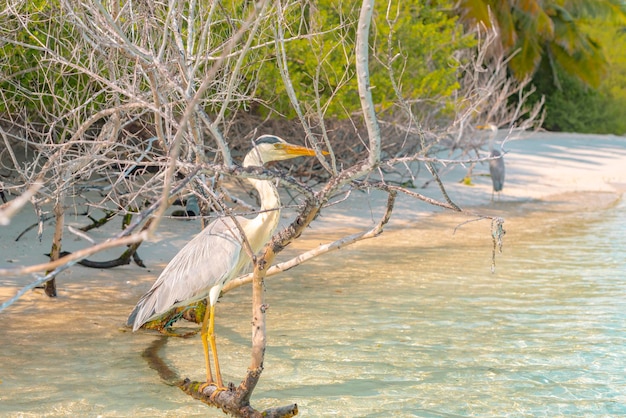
[477,123,505,201]
[127,135,321,390]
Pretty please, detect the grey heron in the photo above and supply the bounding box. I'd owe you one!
[477,124,505,200]
[127,135,322,390]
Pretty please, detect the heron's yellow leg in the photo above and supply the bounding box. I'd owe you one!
[199,303,226,395]
[207,303,225,389]
[200,305,214,388]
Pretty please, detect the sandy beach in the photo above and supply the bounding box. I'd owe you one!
[309,131,626,233]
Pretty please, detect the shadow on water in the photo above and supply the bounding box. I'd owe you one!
[0,192,625,417]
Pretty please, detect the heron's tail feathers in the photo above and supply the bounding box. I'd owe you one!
[127,291,158,331]
[126,305,140,329]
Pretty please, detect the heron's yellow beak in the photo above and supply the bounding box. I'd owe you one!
[281,144,329,156]
[476,124,497,131]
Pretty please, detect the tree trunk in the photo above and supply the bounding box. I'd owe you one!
[45,195,65,297]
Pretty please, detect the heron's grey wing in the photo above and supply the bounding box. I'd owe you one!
[128,217,246,330]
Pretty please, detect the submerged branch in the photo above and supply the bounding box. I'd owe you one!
[0,231,150,312]
[50,248,146,269]
[181,376,298,418]
[0,232,149,278]
[141,335,297,417]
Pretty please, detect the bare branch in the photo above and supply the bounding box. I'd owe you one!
[223,190,397,294]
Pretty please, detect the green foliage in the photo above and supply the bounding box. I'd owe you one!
[252,0,473,118]
[524,18,626,134]
[457,0,626,88]
[585,19,626,102]
[0,1,109,126]
[530,59,626,134]
[1,0,477,132]
[459,0,626,133]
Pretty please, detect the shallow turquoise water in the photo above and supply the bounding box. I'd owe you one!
[0,194,624,417]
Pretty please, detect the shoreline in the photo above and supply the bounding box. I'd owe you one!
[1,132,625,293]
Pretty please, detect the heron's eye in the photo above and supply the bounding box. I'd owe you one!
[274,143,286,150]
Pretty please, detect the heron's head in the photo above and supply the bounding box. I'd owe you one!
[246,134,326,166]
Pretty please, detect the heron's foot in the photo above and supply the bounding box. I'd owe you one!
[199,381,227,400]
[198,380,213,392]
[209,385,227,401]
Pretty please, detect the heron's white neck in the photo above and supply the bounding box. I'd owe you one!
[247,177,280,213]
[243,151,281,247]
